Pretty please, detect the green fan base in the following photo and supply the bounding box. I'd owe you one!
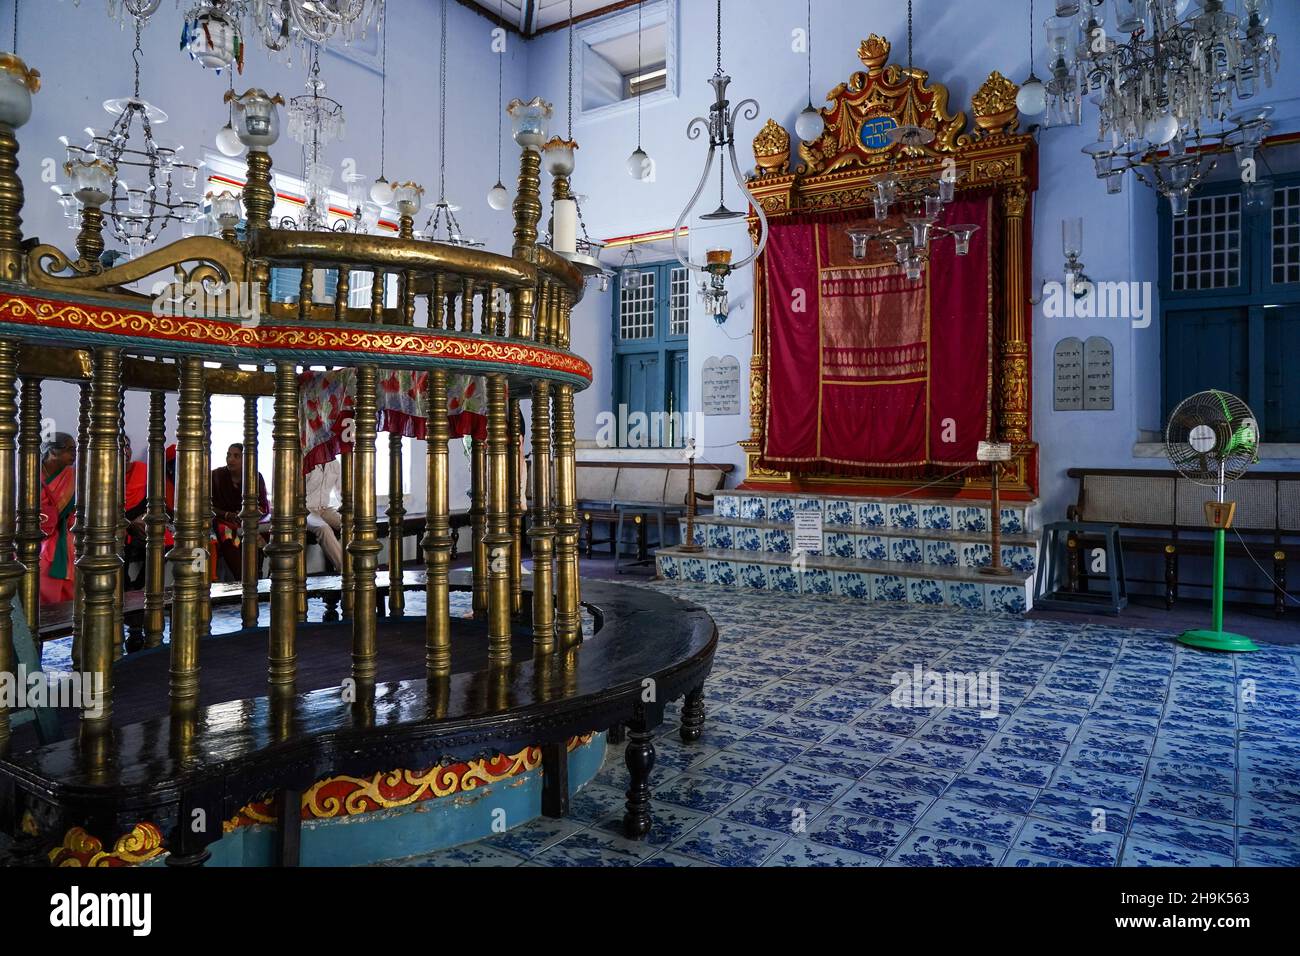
[1178,629,1259,653]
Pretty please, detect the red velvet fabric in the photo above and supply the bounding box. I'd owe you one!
[761,196,993,477]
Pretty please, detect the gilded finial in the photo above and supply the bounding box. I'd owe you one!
[858,35,890,74]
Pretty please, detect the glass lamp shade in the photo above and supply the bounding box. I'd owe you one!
[508,97,553,149]
[183,9,241,71]
[542,137,577,177]
[1015,75,1047,116]
[0,54,40,128]
[215,123,244,157]
[392,181,425,217]
[924,194,943,219]
[947,224,979,256]
[894,240,914,264]
[1062,217,1083,259]
[904,256,923,281]
[626,147,652,180]
[848,231,869,260]
[1105,169,1125,194]
[487,181,510,210]
[209,189,243,223]
[343,171,367,210]
[1045,16,1079,70]
[795,104,825,142]
[1147,111,1180,146]
[873,198,889,221]
[65,157,114,206]
[907,218,933,249]
[370,176,394,205]
[361,201,382,232]
[225,89,283,150]
[874,176,898,207]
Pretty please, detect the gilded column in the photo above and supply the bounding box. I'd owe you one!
[77,348,123,753]
[509,143,541,340]
[242,144,276,319]
[16,374,41,635]
[387,429,405,617]
[296,436,308,622]
[1000,184,1032,456]
[460,278,475,333]
[529,380,556,653]
[241,393,260,627]
[167,358,206,716]
[0,343,20,757]
[470,434,487,618]
[143,390,166,648]
[423,369,452,678]
[430,274,446,330]
[268,361,300,693]
[349,365,381,688]
[485,374,512,666]
[334,266,351,321]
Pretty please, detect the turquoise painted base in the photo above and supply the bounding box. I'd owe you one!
[179,734,607,867]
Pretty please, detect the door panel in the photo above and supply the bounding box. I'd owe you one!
[1164,308,1249,420]
[1264,304,1300,442]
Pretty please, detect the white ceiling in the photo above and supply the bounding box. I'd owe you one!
[589,21,665,75]
[462,0,628,35]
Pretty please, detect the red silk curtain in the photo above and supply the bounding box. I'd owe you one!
[761,196,994,477]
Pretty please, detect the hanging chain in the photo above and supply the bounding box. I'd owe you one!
[636,0,643,148]
[715,0,722,75]
[12,0,17,54]
[439,0,448,201]
[904,0,915,72]
[379,5,387,178]
[806,0,812,102]
[133,14,143,98]
[567,0,574,141]
[1029,0,1034,75]
[496,0,503,181]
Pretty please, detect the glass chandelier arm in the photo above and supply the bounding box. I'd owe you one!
[725,98,767,270]
[672,143,719,273]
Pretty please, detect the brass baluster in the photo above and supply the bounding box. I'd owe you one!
[0,343,20,757]
[79,347,123,758]
[423,368,452,678]
[335,266,351,321]
[507,393,523,616]
[113,380,126,657]
[298,262,314,321]
[143,390,166,647]
[167,358,206,716]
[371,269,386,324]
[485,374,512,666]
[269,361,300,693]
[349,365,381,690]
[340,442,353,619]
[470,433,487,618]
[296,435,308,623]
[241,393,261,628]
[16,373,41,639]
[387,428,405,618]
[460,277,474,333]
[72,381,89,669]
[529,379,555,653]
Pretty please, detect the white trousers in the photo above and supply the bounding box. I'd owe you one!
[307,507,343,570]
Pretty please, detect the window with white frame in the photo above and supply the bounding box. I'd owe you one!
[579,0,676,118]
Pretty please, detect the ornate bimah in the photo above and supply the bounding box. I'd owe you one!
[744,36,1038,497]
[0,75,715,866]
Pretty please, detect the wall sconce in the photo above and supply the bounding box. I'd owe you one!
[1062,216,1090,298]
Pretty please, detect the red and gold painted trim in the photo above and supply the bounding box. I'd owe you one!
[224,733,597,831]
[49,823,167,868]
[0,292,592,384]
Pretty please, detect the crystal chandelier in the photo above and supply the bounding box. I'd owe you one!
[842,1,977,282]
[672,0,769,319]
[1050,0,1280,214]
[281,44,347,231]
[58,13,202,257]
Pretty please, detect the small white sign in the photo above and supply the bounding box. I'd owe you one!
[793,511,823,554]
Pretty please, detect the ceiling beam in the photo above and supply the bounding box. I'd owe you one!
[521,0,535,35]
[450,0,522,36]
[533,0,643,36]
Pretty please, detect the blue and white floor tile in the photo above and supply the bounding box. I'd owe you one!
[387,582,1300,866]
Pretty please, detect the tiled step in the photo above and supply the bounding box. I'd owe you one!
[713,490,1038,535]
[680,515,1038,574]
[655,546,1032,613]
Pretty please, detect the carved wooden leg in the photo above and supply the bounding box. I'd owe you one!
[275,787,302,867]
[1274,550,1286,618]
[541,741,569,819]
[323,593,340,622]
[1066,535,1079,592]
[583,513,593,559]
[623,712,656,840]
[1164,545,1177,610]
[680,685,706,743]
[607,723,625,744]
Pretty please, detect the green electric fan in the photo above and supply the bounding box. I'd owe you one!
[1164,389,1261,652]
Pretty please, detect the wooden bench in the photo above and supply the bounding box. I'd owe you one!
[1065,468,1299,615]
[569,461,733,559]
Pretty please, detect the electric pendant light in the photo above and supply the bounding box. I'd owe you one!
[487,0,509,209]
[370,15,393,205]
[625,0,652,181]
[794,0,824,142]
[1015,0,1047,117]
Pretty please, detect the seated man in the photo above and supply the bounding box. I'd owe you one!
[305,457,344,571]
[39,432,76,605]
[122,435,149,589]
[211,442,269,581]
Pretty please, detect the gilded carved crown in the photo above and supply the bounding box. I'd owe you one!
[971,70,1021,134]
[752,118,791,177]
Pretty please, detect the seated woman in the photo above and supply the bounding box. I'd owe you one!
[211,442,269,580]
[39,432,76,605]
[122,435,150,589]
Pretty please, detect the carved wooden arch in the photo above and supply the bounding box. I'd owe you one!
[740,34,1039,497]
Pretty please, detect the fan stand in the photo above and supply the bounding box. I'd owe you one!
[1178,472,1258,652]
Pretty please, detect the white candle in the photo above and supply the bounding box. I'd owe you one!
[553,198,577,254]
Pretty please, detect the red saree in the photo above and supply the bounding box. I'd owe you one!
[39,464,76,604]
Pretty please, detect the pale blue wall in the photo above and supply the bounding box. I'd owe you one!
[7,0,1300,523]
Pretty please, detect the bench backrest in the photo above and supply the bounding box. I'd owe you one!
[1069,468,1300,533]
[552,461,732,507]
